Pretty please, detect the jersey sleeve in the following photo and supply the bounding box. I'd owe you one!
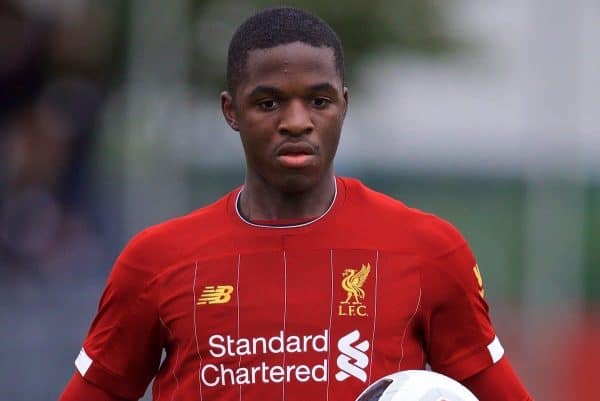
[461,357,533,401]
[420,236,504,381]
[76,232,165,400]
[59,372,135,401]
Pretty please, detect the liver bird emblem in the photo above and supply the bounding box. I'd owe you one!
[341,263,371,304]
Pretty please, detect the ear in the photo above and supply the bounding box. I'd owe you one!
[342,86,349,119]
[221,91,239,131]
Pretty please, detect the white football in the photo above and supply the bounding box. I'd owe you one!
[355,370,479,401]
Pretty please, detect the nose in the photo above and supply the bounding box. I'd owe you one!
[278,99,314,136]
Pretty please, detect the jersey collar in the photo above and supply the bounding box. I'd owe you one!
[234,177,338,229]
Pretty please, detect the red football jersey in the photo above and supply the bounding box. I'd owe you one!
[76,177,503,401]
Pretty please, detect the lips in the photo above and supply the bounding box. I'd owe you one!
[276,142,316,168]
[276,142,316,156]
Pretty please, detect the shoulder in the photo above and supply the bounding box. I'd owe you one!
[117,190,235,274]
[339,177,466,255]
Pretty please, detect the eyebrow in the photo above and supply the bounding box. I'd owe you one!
[247,82,338,98]
[248,85,284,98]
[307,82,338,93]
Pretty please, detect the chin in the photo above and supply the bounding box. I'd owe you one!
[275,172,320,194]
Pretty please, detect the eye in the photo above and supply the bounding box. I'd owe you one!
[312,97,331,108]
[258,99,278,111]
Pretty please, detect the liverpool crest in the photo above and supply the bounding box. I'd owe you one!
[338,263,371,317]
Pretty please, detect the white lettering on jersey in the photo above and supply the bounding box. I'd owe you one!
[335,329,370,382]
[207,330,328,358]
[202,330,329,387]
[201,360,328,387]
[208,334,226,357]
[201,329,372,386]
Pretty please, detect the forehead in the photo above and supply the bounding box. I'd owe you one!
[238,42,341,95]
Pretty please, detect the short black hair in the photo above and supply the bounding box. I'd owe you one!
[226,7,344,95]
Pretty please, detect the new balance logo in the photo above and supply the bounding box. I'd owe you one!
[197,285,234,305]
[336,330,370,382]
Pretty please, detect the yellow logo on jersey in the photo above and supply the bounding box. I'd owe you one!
[197,285,234,305]
[338,263,371,317]
[473,264,485,298]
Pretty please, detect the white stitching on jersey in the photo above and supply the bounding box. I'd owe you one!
[398,287,422,370]
[192,261,204,401]
[236,254,242,401]
[282,250,288,401]
[326,249,334,401]
[368,250,380,384]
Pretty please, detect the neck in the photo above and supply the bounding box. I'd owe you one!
[238,173,336,222]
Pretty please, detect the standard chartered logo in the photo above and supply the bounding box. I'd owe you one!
[335,330,370,382]
[201,330,328,387]
[199,329,370,387]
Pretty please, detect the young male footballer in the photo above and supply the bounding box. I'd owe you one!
[59,7,533,401]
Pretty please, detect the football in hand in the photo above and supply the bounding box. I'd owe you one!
[355,370,479,401]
